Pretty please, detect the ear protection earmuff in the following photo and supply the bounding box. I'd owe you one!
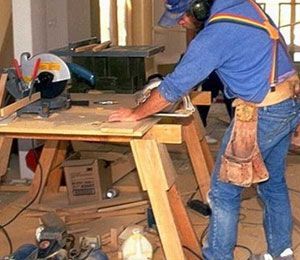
[189,0,212,22]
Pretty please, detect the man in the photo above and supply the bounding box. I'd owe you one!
[171,8,234,144]
[109,0,300,259]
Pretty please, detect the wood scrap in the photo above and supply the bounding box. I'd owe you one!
[101,232,112,246]
[65,208,146,225]
[97,200,149,213]
[0,184,30,192]
[0,92,41,118]
[68,227,90,234]
[74,43,98,53]
[111,153,136,183]
[110,227,122,249]
[118,225,145,241]
[71,141,130,154]
[79,151,125,161]
[112,185,142,193]
[62,193,148,213]
[92,41,112,52]
[0,73,8,107]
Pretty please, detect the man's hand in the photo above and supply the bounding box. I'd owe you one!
[108,89,171,122]
[108,108,139,122]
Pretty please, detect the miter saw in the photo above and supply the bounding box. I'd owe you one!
[5,52,92,117]
[6,52,71,117]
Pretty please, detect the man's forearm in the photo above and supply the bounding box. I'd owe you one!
[133,88,172,120]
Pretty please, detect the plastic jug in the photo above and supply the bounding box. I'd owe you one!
[122,228,153,260]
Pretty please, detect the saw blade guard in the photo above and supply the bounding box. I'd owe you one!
[20,52,71,84]
[19,53,71,99]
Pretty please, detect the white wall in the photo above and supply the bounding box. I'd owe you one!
[12,0,91,59]
[153,0,186,65]
[12,0,34,58]
[67,0,91,42]
[45,0,69,51]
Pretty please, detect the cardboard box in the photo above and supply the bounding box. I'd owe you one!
[63,159,112,204]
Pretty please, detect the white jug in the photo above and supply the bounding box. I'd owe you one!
[122,228,153,260]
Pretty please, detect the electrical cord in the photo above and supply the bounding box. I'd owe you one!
[235,244,252,258]
[182,245,204,260]
[200,225,208,248]
[0,225,13,255]
[187,187,200,202]
[0,140,43,255]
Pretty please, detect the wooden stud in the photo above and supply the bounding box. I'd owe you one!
[110,0,119,46]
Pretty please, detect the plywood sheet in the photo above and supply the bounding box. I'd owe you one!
[0,106,159,137]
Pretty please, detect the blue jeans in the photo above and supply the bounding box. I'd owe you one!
[202,98,300,260]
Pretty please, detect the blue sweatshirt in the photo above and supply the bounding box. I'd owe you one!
[158,0,295,103]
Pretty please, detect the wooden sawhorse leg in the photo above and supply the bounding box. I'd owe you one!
[180,111,214,203]
[0,74,13,179]
[25,140,68,204]
[131,139,200,260]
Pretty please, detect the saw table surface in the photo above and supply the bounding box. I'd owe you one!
[0,93,159,138]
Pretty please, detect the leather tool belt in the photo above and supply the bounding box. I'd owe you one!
[257,73,300,107]
[219,74,299,187]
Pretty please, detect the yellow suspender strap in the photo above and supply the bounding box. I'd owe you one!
[208,1,279,86]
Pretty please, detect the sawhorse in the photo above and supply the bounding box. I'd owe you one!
[0,82,213,259]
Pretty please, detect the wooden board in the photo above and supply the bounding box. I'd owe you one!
[0,73,13,177]
[130,139,185,260]
[0,106,159,137]
[0,92,41,118]
[0,73,8,107]
[190,91,211,105]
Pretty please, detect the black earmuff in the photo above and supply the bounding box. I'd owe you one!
[189,0,212,22]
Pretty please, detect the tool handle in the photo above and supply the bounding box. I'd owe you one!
[12,58,24,80]
[31,58,41,80]
[67,62,96,86]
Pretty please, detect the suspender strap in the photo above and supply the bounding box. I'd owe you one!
[208,0,280,87]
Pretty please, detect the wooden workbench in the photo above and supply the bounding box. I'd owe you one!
[0,92,213,259]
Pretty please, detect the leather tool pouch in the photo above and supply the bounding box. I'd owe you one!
[219,102,269,187]
[291,124,300,147]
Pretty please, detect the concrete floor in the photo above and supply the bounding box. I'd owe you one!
[0,101,299,259]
